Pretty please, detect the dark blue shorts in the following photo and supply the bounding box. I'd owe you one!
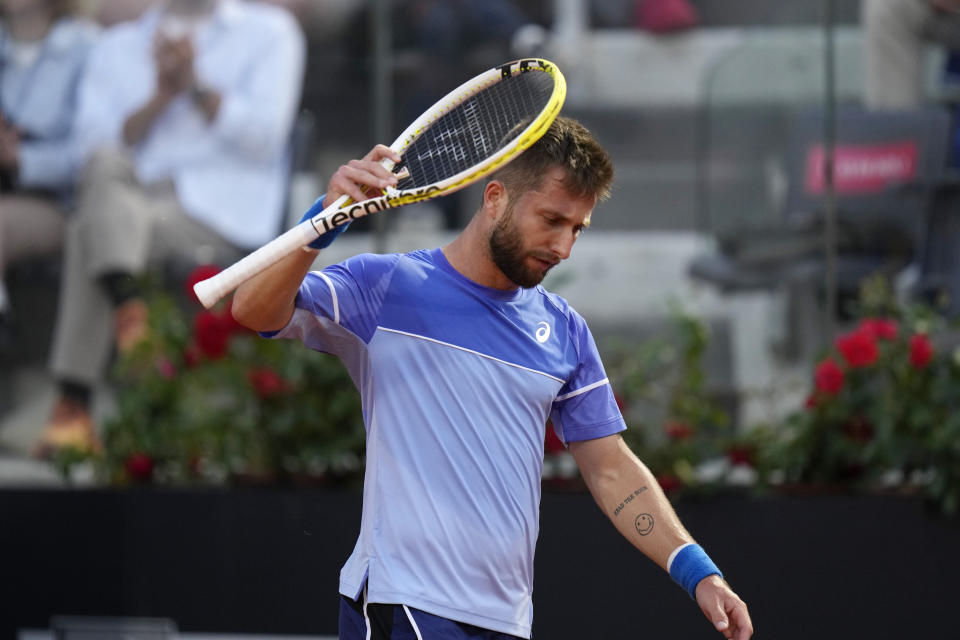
[339,593,526,640]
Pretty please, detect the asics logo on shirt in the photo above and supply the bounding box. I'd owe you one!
[535,321,551,343]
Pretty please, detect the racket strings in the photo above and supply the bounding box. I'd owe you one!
[396,70,556,190]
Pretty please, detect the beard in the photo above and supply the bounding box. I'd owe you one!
[488,210,554,289]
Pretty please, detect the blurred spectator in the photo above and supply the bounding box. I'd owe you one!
[862,0,960,109]
[36,0,305,456]
[83,0,318,28]
[0,0,99,349]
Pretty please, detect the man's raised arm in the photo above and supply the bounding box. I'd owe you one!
[231,145,400,332]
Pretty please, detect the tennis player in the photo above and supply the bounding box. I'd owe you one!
[232,117,753,640]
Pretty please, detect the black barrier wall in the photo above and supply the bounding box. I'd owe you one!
[1,489,957,639]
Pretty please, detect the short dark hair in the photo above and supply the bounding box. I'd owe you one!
[490,116,614,202]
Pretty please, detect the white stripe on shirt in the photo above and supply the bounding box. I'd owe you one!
[317,271,340,325]
[378,326,566,383]
[556,377,610,401]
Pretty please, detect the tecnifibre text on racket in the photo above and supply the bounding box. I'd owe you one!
[193,57,566,309]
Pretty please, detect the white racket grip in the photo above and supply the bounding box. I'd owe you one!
[193,220,321,309]
[193,194,352,309]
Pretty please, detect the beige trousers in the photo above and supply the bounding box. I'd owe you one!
[49,148,242,386]
[863,0,960,108]
[0,194,64,273]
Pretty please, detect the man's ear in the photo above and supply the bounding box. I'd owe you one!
[482,180,508,220]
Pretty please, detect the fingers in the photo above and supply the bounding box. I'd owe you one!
[707,597,731,637]
[153,34,194,89]
[697,578,753,640]
[713,593,752,640]
[326,148,401,204]
[727,599,754,640]
[363,144,402,166]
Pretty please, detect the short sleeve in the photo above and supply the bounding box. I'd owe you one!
[264,253,401,351]
[549,310,626,444]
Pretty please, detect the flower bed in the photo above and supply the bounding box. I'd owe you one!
[605,278,960,516]
[766,279,960,514]
[66,270,959,517]
[95,266,366,486]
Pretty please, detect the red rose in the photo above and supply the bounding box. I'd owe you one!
[656,473,683,493]
[185,265,222,305]
[125,453,154,481]
[727,446,754,467]
[194,311,230,359]
[247,367,291,398]
[835,328,878,368]
[665,421,693,440]
[909,333,934,370]
[182,346,199,369]
[220,299,250,336]
[544,421,565,454]
[814,358,845,395]
[858,317,898,341]
[614,391,627,413]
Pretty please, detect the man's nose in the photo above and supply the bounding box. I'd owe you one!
[551,231,575,261]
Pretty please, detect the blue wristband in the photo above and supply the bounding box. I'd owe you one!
[300,194,349,250]
[668,543,723,599]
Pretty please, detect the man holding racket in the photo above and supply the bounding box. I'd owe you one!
[232,116,753,640]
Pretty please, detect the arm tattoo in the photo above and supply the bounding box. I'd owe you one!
[612,486,649,517]
[635,513,655,536]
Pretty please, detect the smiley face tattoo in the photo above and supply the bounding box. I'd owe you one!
[635,513,655,536]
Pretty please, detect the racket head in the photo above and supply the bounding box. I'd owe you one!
[192,59,565,309]
[385,58,566,202]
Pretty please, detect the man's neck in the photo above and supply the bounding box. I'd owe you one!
[443,218,517,291]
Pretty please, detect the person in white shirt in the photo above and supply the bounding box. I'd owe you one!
[36,0,305,456]
[0,0,99,350]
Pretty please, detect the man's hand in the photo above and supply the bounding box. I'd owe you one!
[325,144,401,206]
[695,575,753,640]
[154,33,196,97]
[300,145,401,251]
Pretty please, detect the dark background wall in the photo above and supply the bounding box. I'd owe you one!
[1,489,957,640]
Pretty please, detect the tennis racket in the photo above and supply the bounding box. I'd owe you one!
[193,57,566,309]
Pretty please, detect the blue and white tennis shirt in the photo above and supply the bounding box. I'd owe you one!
[270,247,626,638]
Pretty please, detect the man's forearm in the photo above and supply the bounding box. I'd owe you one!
[231,248,318,332]
[122,90,176,146]
[571,436,695,570]
[572,435,753,638]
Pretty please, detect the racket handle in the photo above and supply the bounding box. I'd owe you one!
[193,220,320,309]
[194,194,352,309]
